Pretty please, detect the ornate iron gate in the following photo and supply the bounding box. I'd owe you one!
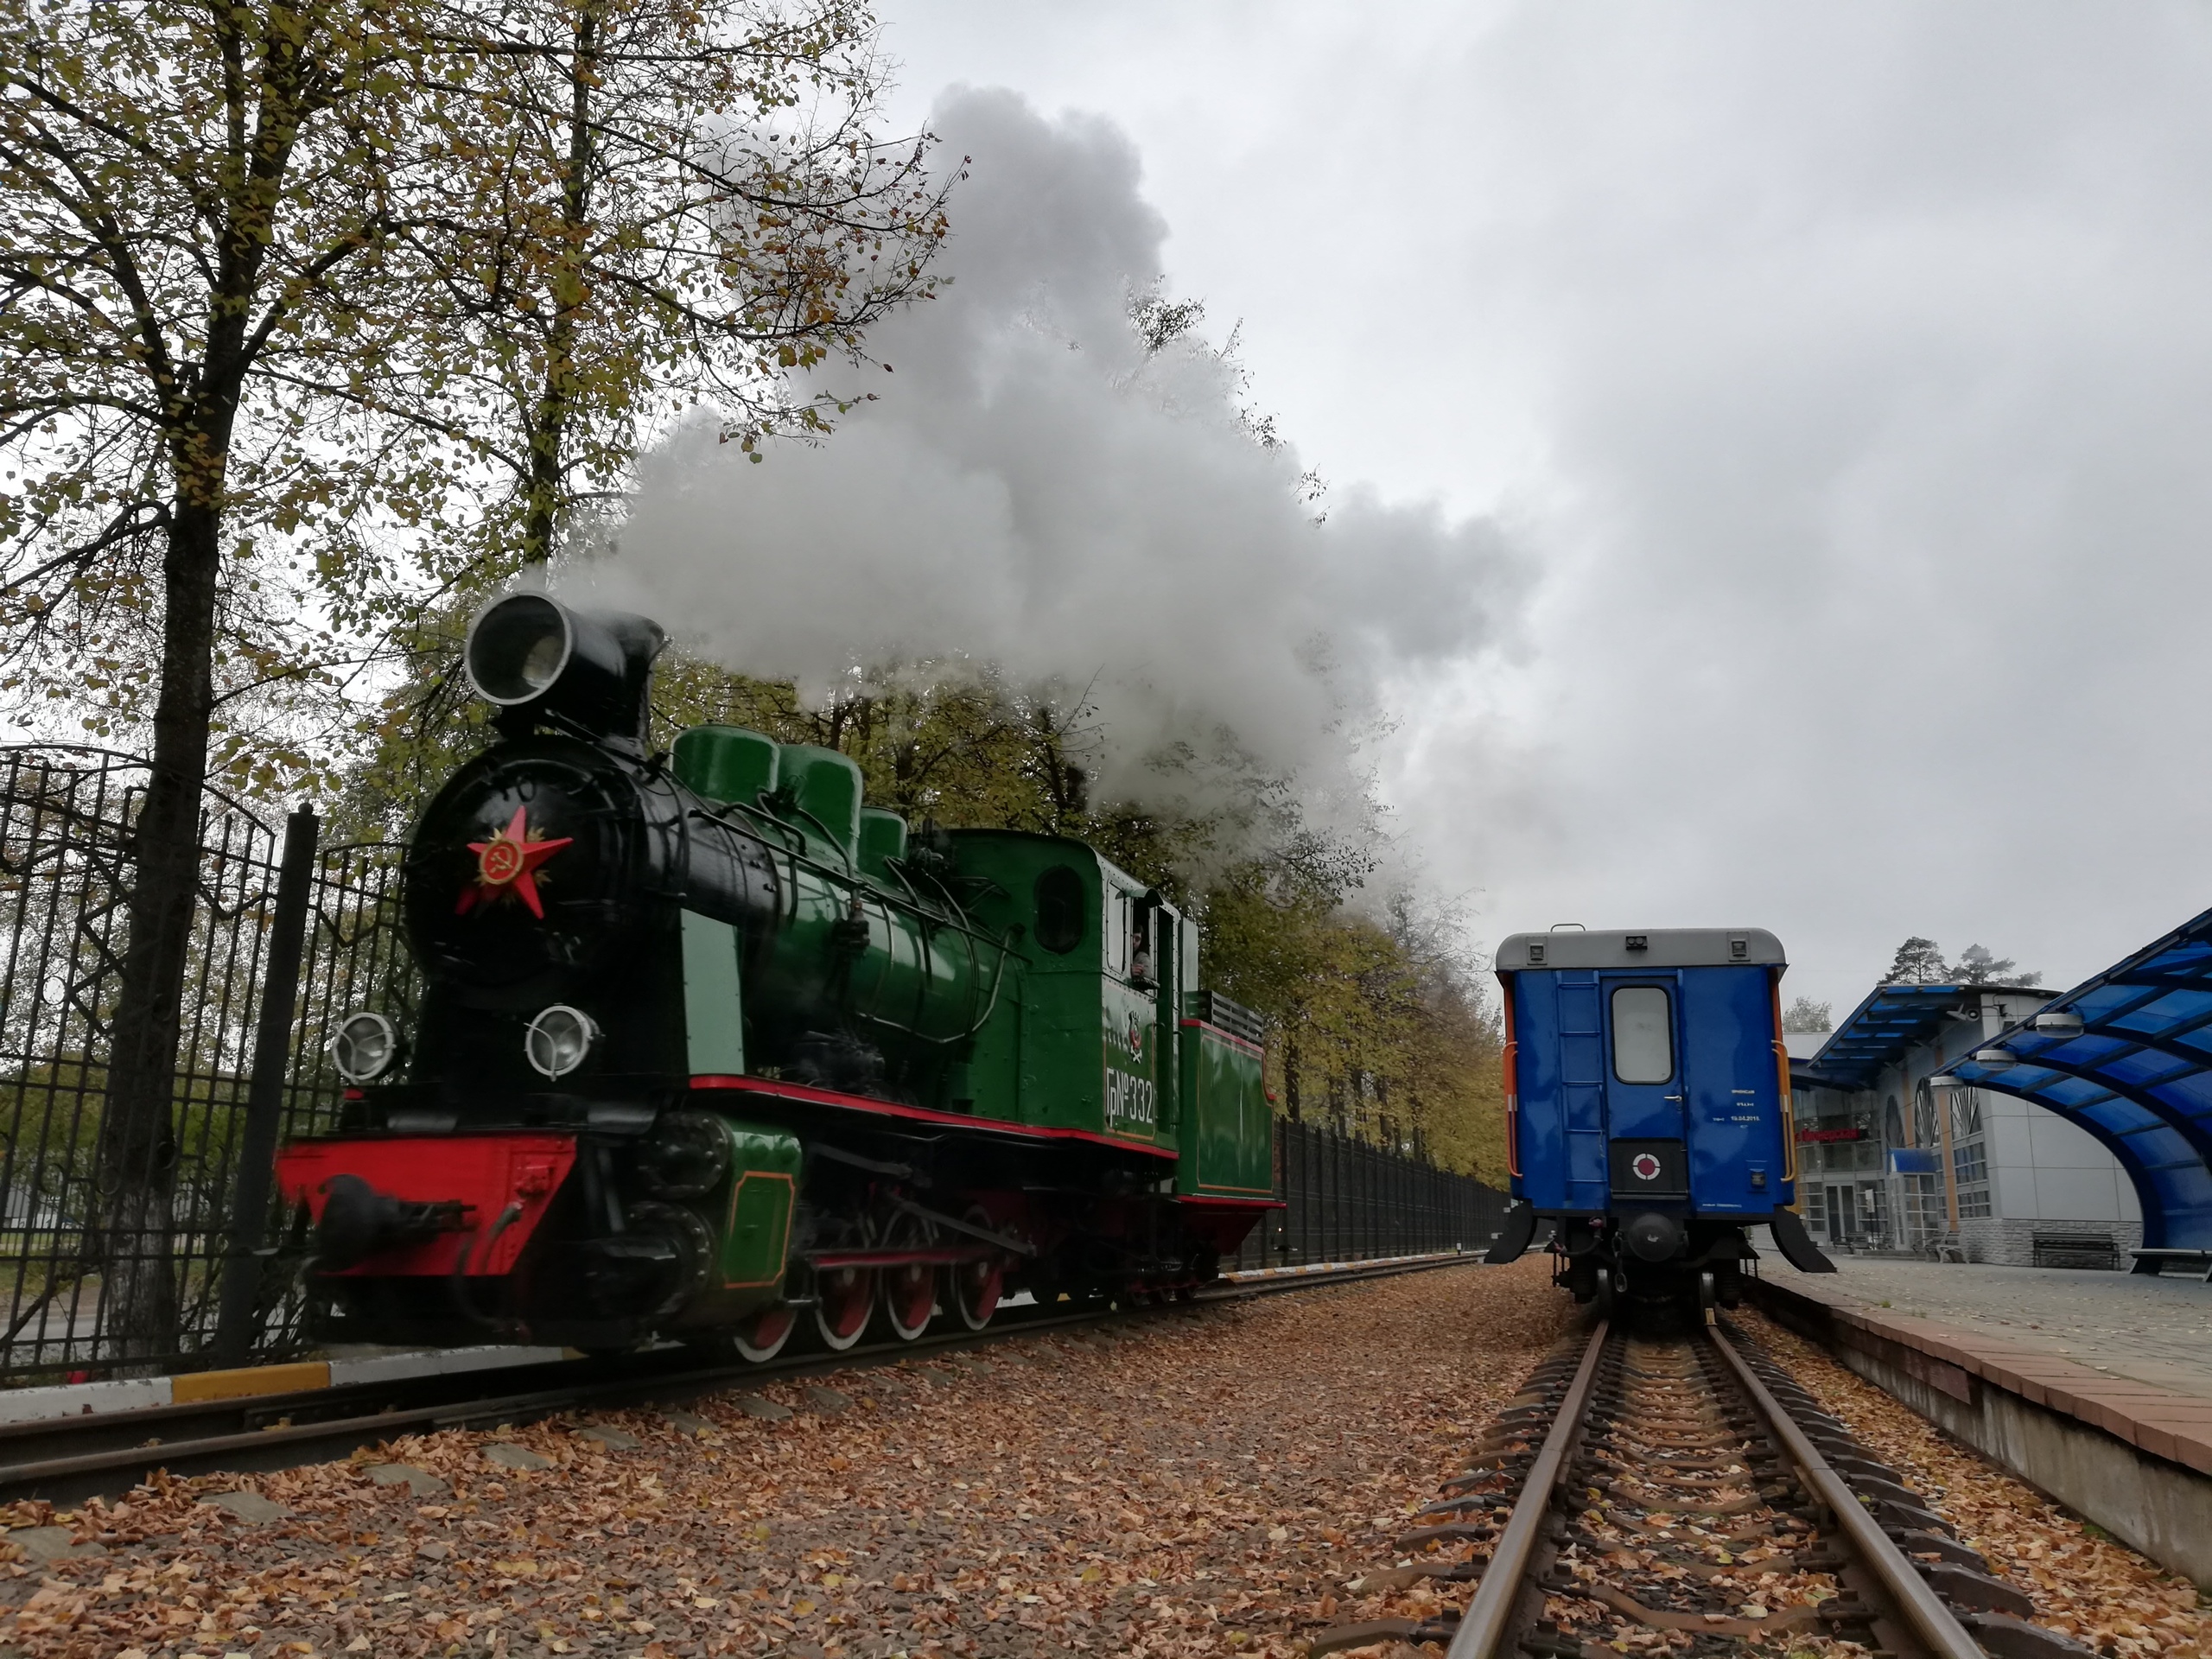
[0,749,411,1382]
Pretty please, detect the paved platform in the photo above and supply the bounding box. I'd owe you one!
[1743,1234,2212,1584]
[1754,1243,2212,1402]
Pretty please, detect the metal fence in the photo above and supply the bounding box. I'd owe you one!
[1230,1119,1509,1270]
[0,749,411,1382]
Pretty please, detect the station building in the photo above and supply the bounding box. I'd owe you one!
[1787,982,2143,1265]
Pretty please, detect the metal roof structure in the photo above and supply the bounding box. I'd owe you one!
[1796,982,1989,1091]
[1943,908,2212,1254]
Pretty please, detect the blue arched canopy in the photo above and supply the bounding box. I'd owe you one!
[1942,907,2212,1253]
[1796,983,1986,1091]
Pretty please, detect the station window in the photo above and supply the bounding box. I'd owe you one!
[1912,1080,1940,1148]
[1610,985,1674,1084]
[1953,1137,1987,1189]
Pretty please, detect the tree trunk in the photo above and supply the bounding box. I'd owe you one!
[95,498,222,1368]
[520,3,601,567]
[80,0,299,1371]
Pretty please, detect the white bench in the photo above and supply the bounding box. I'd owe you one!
[2129,1247,2212,1282]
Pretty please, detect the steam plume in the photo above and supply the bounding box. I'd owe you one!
[580,86,1520,836]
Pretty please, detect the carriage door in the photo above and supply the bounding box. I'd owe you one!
[1601,976,1691,1204]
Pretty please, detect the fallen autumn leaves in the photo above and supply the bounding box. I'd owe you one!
[0,1260,1571,1658]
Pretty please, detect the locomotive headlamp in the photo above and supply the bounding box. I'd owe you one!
[465,594,667,747]
[525,1004,599,1080]
[467,594,571,704]
[329,1011,401,1084]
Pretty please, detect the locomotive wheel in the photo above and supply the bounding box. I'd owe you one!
[948,1206,1007,1332]
[814,1217,878,1352]
[881,1211,937,1341]
[815,1261,876,1351]
[733,1303,798,1363]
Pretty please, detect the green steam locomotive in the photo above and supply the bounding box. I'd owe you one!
[276,594,1277,1358]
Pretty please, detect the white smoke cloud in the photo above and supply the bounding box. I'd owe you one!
[577,86,1520,830]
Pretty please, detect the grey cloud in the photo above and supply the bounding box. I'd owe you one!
[860,1,2212,1009]
[1380,2,2212,1011]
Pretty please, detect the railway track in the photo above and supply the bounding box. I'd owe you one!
[1314,1315,2089,1659]
[0,1251,1477,1508]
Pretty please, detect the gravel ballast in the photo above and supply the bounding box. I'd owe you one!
[9,1273,2192,1659]
[0,1261,1570,1658]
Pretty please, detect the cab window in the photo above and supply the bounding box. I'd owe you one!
[1611,985,1673,1084]
[1103,885,1127,974]
[1099,887,1158,987]
[1033,866,1085,955]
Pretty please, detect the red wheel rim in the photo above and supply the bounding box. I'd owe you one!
[882,1211,935,1340]
[952,1254,1004,1331]
[816,1265,874,1351]
[734,1304,797,1363]
[886,1259,934,1339]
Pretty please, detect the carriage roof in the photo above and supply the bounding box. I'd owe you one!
[1495,928,1785,971]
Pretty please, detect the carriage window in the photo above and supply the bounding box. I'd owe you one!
[1033,866,1085,955]
[1611,986,1674,1084]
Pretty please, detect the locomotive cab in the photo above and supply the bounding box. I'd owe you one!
[1488,926,1834,1318]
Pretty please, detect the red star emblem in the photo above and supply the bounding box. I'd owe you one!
[456,806,572,919]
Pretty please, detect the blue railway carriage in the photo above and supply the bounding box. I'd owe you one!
[1484,927,1833,1309]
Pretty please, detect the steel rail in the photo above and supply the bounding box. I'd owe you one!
[0,1252,1480,1505]
[1445,1317,1611,1659]
[1707,1325,1986,1659]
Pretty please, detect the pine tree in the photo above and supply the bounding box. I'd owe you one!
[1878,937,1951,985]
[1953,944,2041,988]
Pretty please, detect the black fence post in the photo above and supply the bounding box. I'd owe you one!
[1323,1124,1333,1262]
[212,807,318,1364]
[1298,1122,1313,1263]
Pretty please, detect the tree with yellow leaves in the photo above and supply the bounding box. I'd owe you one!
[0,0,946,1357]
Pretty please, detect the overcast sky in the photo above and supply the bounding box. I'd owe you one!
[869,2,2212,1020]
